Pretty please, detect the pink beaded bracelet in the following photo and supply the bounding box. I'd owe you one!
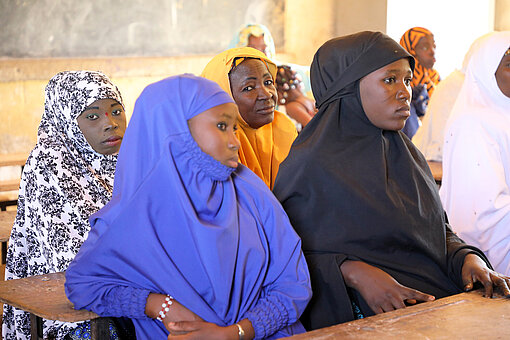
[156,295,174,321]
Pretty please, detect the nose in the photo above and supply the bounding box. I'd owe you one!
[103,113,119,131]
[257,84,273,101]
[397,83,411,101]
[229,132,240,151]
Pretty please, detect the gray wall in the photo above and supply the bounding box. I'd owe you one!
[0,0,284,58]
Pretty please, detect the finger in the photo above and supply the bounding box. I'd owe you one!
[405,288,435,302]
[405,299,417,305]
[462,273,474,292]
[167,321,201,332]
[389,296,406,310]
[380,301,397,313]
[370,304,384,315]
[492,274,510,297]
[474,272,493,298]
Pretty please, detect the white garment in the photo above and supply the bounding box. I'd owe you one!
[440,31,510,275]
[413,33,486,161]
[412,70,464,161]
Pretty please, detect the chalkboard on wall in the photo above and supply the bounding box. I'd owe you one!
[0,0,284,58]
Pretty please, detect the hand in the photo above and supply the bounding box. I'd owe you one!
[166,321,237,340]
[461,253,510,298]
[340,260,435,314]
[145,293,203,323]
[294,95,316,116]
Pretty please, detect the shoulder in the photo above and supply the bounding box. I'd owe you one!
[273,110,298,136]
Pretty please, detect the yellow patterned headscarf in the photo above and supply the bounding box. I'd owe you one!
[400,27,440,96]
[201,47,297,189]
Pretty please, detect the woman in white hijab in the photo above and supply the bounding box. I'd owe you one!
[413,33,491,161]
[440,31,510,275]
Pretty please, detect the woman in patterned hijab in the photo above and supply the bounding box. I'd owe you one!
[3,71,126,340]
[400,27,440,97]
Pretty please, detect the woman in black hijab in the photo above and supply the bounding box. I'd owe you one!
[273,31,510,331]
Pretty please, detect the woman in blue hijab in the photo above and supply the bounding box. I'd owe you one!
[65,74,311,340]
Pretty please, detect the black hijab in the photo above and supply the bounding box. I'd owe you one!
[273,31,488,330]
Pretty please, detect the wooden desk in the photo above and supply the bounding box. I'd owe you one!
[0,272,108,339]
[0,210,15,264]
[0,153,29,167]
[427,160,443,185]
[288,290,510,339]
[0,178,20,211]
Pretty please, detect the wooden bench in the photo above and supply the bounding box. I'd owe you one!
[427,160,442,185]
[0,272,109,339]
[287,290,510,339]
[0,210,16,264]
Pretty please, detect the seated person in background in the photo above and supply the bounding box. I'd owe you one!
[3,71,128,340]
[231,23,316,128]
[399,27,440,139]
[201,47,297,190]
[440,31,510,276]
[273,31,510,331]
[65,74,312,340]
[413,33,489,161]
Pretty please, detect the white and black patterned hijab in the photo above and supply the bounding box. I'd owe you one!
[3,71,124,340]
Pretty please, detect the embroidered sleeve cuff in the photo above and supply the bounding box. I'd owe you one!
[105,286,151,319]
[244,296,289,340]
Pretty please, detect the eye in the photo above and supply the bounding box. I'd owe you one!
[264,79,274,86]
[383,77,395,84]
[217,122,227,131]
[86,114,99,120]
[233,124,238,132]
[242,85,254,92]
[111,109,123,116]
[404,78,412,86]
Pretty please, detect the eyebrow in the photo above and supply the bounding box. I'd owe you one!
[82,102,121,112]
[384,69,412,75]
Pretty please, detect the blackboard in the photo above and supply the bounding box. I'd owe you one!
[0,0,284,58]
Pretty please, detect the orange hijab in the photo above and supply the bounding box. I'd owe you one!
[400,27,440,96]
[201,47,297,189]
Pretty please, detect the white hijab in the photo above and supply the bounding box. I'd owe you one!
[440,31,510,274]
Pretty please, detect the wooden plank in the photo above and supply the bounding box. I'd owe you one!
[0,153,28,167]
[427,160,442,183]
[0,179,20,192]
[0,210,16,242]
[0,272,99,323]
[287,290,510,339]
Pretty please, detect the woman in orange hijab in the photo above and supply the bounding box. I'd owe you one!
[400,27,440,97]
[201,47,297,189]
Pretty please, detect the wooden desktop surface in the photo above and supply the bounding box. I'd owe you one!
[287,290,510,339]
[0,272,98,323]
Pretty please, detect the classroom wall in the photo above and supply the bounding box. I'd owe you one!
[495,0,510,30]
[0,0,507,156]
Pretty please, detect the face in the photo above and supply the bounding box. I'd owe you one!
[77,98,127,155]
[229,58,277,129]
[414,34,436,69]
[188,103,241,168]
[495,50,510,98]
[247,35,267,55]
[359,58,413,131]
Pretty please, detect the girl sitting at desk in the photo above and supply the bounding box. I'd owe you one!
[65,74,312,339]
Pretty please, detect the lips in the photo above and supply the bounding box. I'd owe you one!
[102,135,122,145]
[396,105,411,117]
[257,105,275,115]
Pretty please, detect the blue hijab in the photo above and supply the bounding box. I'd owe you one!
[65,74,311,339]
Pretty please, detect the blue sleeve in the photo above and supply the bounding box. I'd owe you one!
[65,278,151,320]
[243,193,312,339]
